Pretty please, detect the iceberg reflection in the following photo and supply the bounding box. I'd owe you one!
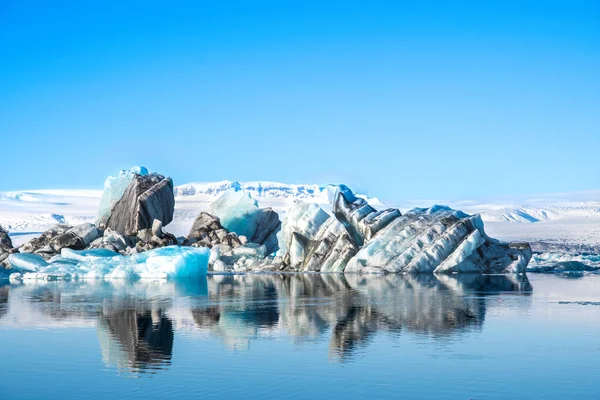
[196,274,531,360]
[97,308,173,372]
[0,273,532,370]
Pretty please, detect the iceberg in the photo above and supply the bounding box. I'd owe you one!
[8,252,50,272]
[97,166,175,235]
[328,184,401,245]
[10,245,209,280]
[97,167,148,225]
[527,261,600,274]
[274,185,532,274]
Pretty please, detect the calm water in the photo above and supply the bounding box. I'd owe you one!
[1,273,599,399]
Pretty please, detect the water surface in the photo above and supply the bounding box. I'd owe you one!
[1,273,599,399]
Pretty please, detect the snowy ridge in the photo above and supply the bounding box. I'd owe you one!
[0,189,101,233]
[467,204,600,223]
[174,181,328,201]
[446,189,600,224]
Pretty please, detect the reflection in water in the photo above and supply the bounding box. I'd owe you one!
[0,274,532,370]
[0,284,9,319]
[197,274,532,360]
[97,308,173,372]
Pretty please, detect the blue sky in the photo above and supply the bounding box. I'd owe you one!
[1,0,599,202]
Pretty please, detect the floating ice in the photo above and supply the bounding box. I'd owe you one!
[61,248,120,262]
[528,252,600,271]
[11,245,209,280]
[8,253,49,272]
[527,261,600,274]
[97,166,149,225]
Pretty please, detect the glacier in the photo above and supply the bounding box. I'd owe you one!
[8,245,209,280]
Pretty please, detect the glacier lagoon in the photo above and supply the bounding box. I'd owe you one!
[1,273,599,400]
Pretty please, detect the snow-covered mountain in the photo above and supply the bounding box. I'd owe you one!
[464,205,600,223]
[0,189,101,234]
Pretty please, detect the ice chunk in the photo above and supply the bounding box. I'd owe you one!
[206,189,281,255]
[209,189,261,239]
[327,183,358,204]
[276,201,358,272]
[277,201,330,256]
[130,166,149,175]
[328,184,401,245]
[8,253,49,272]
[128,246,210,279]
[97,166,149,225]
[344,205,529,274]
[61,248,120,262]
[16,246,209,280]
[527,261,600,274]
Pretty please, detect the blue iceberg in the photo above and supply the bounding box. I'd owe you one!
[9,245,209,280]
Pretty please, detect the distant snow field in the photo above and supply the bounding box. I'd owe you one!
[1,181,600,248]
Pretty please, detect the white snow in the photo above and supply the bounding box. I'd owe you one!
[0,189,101,234]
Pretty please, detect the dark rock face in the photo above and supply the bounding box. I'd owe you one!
[250,208,281,255]
[99,173,175,235]
[19,223,99,260]
[133,224,178,253]
[0,226,16,269]
[88,228,133,253]
[183,212,242,252]
[0,227,13,251]
[19,226,69,256]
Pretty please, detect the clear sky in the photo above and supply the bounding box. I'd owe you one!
[1,0,599,202]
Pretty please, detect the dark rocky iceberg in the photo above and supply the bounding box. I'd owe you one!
[97,169,174,235]
[273,185,531,274]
